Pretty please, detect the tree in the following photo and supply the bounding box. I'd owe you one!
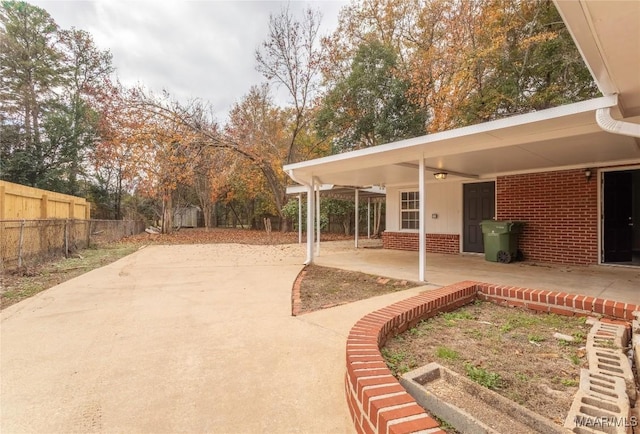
[322,0,598,134]
[132,94,200,233]
[0,1,113,194]
[224,84,289,224]
[255,5,324,165]
[0,0,64,186]
[316,39,427,152]
[320,0,417,87]
[91,81,146,219]
[57,27,113,195]
[455,0,599,124]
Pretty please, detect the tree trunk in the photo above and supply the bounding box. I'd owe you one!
[115,171,123,220]
[201,204,210,230]
[161,190,173,234]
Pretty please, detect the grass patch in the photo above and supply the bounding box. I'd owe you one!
[435,346,460,360]
[464,363,502,389]
[528,334,545,343]
[381,348,416,376]
[1,242,141,309]
[441,311,475,321]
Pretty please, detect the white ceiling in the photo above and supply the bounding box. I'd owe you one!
[285,1,640,188]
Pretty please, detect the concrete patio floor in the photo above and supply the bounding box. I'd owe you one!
[315,240,640,306]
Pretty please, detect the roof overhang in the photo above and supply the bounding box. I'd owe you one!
[554,0,640,116]
[284,95,640,187]
[285,184,386,199]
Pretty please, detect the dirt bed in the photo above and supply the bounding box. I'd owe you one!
[297,264,422,313]
[382,301,591,430]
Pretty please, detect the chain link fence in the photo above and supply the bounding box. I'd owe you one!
[0,219,145,271]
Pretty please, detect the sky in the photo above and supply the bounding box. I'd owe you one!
[31,0,349,122]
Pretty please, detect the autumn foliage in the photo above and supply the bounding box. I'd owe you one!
[1,0,597,233]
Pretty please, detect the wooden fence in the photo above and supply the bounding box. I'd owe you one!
[0,180,90,220]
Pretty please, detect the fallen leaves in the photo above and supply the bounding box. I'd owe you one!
[124,227,352,246]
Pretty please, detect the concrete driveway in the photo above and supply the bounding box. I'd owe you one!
[8,240,632,433]
[1,244,359,434]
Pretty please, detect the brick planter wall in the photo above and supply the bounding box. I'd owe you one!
[382,232,459,254]
[345,281,639,434]
[496,169,598,264]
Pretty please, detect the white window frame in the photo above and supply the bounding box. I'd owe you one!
[400,190,420,231]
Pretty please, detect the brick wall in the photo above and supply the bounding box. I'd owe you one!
[382,232,459,254]
[344,281,639,434]
[496,169,598,265]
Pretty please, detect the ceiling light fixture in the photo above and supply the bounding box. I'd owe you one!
[434,172,448,180]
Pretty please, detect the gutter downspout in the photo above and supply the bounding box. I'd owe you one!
[596,107,640,138]
[287,170,314,265]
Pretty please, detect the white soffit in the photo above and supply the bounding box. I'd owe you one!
[284,96,629,186]
[554,0,640,116]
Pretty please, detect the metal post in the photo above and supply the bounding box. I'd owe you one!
[297,193,302,244]
[373,202,378,237]
[64,219,69,258]
[367,197,371,239]
[315,183,320,256]
[17,219,25,269]
[354,189,359,249]
[305,179,315,265]
[419,157,426,281]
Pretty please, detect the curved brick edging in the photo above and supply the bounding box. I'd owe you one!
[345,281,478,434]
[345,281,640,434]
[291,266,307,316]
[476,283,639,320]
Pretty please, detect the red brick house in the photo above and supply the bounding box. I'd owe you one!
[284,0,640,279]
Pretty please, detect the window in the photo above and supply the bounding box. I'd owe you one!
[400,191,419,230]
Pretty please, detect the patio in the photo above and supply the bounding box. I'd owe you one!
[313,240,640,306]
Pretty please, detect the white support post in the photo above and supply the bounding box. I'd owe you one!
[419,157,426,281]
[354,189,359,248]
[297,193,302,244]
[305,179,315,265]
[367,197,371,239]
[315,182,321,256]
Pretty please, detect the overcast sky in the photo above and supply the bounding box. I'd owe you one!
[31,0,349,122]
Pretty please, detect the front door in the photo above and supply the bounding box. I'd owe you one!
[463,182,495,253]
[603,171,633,262]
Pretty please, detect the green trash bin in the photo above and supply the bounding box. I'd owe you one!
[480,220,524,263]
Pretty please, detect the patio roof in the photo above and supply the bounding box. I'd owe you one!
[285,95,640,187]
[285,184,385,200]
